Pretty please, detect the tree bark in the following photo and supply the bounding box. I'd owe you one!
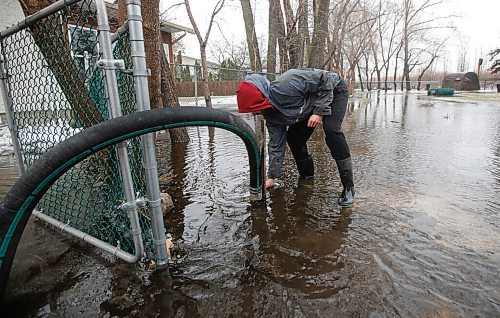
[282,0,300,69]
[184,0,225,109]
[267,0,279,75]
[240,0,262,72]
[20,0,102,128]
[142,0,163,108]
[307,0,329,68]
[297,0,310,68]
[160,50,190,143]
[275,2,288,72]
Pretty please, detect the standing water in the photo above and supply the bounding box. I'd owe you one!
[3,92,500,317]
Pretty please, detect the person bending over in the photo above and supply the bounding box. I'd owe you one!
[236,68,355,207]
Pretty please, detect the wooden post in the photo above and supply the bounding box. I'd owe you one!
[253,114,266,199]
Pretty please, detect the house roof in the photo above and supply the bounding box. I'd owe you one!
[160,21,195,35]
[105,2,194,34]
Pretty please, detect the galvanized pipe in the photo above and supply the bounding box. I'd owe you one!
[0,46,26,175]
[126,0,168,265]
[0,0,82,40]
[111,21,129,43]
[33,210,139,262]
[95,0,144,260]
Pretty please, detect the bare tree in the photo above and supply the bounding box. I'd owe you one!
[297,0,310,67]
[209,36,248,68]
[184,0,226,108]
[267,0,285,74]
[340,1,378,85]
[376,1,403,90]
[307,0,330,68]
[325,0,362,75]
[416,38,446,90]
[457,36,469,72]
[401,0,450,91]
[240,0,262,72]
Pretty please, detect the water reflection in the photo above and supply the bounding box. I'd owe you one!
[3,92,500,317]
[245,182,352,300]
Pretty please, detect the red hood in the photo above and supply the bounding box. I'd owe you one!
[237,82,273,113]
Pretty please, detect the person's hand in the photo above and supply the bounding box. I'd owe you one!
[264,178,274,189]
[307,114,323,127]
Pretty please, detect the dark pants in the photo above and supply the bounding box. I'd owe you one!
[287,80,351,161]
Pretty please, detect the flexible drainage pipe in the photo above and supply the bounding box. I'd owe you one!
[0,106,262,301]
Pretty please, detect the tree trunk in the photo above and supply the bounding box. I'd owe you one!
[357,63,364,92]
[20,0,102,128]
[184,0,225,109]
[160,49,190,143]
[364,55,370,91]
[142,0,163,108]
[240,0,262,72]
[307,0,329,68]
[282,0,300,69]
[393,44,401,91]
[267,0,279,75]
[297,0,309,68]
[199,45,212,108]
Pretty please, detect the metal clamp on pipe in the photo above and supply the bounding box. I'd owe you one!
[121,201,137,212]
[97,59,125,70]
[146,198,162,208]
[126,0,142,5]
[132,68,150,76]
[135,196,147,207]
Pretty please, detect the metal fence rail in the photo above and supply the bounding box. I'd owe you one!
[0,0,165,261]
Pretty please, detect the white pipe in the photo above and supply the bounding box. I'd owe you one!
[33,210,139,262]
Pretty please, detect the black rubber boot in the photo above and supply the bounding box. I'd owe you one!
[296,156,314,179]
[335,157,355,207]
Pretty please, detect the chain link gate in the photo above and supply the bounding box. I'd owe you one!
[0,0,167,263]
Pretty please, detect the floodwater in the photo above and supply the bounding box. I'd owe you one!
[3,91,500,317]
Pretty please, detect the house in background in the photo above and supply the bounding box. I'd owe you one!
[102,2,194,64]
[0,0,194,120]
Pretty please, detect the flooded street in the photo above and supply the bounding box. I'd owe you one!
[3,91,500,317]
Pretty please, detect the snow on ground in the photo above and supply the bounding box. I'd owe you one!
[0,119,83,157]
[0,96,240,158]
[179,95,238,110]
[0,124,14,156]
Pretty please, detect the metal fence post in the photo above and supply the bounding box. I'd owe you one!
[95,0,144,260]
[126,0,168,265]
[0,45,26,175]
[193,65,198,106]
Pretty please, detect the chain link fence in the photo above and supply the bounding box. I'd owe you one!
[0,0,154,256]
[171,63,279,110]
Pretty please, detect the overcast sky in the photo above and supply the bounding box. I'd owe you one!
[164,0,500,72]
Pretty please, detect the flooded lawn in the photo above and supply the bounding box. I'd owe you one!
[3,91,500,317]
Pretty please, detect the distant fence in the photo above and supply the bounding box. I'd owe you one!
[175,80,240,97]
[354,79,500,91]
[171,63,279,108]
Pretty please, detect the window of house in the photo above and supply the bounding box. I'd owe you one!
[67,24,98,74]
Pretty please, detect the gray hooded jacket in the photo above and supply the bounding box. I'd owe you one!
[243,68,341,179]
